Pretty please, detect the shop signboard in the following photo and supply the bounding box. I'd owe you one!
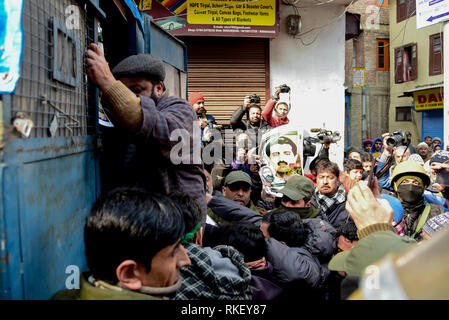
[413,88,444,110]
[137,0,279,38]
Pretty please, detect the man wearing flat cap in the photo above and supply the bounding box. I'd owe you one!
[86,44,206,219]
[277,175,321,219]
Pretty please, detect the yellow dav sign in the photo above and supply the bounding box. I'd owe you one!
[187,0,276,26]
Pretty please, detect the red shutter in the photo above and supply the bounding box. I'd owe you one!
[411,44,418,80]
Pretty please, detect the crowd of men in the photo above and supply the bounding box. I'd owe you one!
[52,50,449,300]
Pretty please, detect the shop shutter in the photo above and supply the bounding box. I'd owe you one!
[182,37,269,125]
[422,109,443,141]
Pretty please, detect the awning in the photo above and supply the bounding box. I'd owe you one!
[399,84,443,97]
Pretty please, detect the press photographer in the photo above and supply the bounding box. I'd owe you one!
[262,84,291,128]
[188,91,217,147]
[303,128,341,185]
[230,93,272,146]
[375,130,418,191]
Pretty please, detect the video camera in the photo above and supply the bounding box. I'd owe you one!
[279,84,291,93]
[310,128,341,144]
[248,94,261,104]
[303,128,341,158]
[386,129,411,148]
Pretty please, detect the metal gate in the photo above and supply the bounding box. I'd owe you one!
[0,0,100,300]
[1,0,188,299]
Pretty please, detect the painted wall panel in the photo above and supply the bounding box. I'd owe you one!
[18,151,96,299]
[270,5,346,169]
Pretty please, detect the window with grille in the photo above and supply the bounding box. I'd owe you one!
[9,0,96,139]
[396,107,412,122]
[429,33,443,76]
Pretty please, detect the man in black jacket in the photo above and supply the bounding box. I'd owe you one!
[312,160,350,230]
[207,192,336,296]
[230,96,271,146]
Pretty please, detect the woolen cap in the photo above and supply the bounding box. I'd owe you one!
[224,171,252,187]
[279,175,315,201]
[112,54,165,81]
[328,231,415,277]
[188,91,205,106]
[429,150,449,164]
[417,142,429,150]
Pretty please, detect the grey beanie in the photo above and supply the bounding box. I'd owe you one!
[112,54,165,81]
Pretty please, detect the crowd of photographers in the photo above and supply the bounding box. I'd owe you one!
[62,50,448,301]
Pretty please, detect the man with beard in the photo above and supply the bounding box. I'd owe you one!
[390,160,445,240]
[86,44,206,219]
[417,142,431,163]
[188,91,217,147]
[230,97,271,145]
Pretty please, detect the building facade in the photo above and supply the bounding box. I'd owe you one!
[344,0,390,150]
[139,0,356,168]
[389,0,444,146]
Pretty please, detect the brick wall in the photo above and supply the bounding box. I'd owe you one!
[345,0,390,149]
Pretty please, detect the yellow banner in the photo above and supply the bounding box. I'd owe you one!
[187,0,276,26]
[139,0,152,11]
[413,88,444,111]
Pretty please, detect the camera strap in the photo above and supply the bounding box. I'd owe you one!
[375,155,394,179]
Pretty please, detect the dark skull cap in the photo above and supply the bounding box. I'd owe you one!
[112,54,165,81]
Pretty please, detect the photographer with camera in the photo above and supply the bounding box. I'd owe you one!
[188,91,217,147]
[262,85,291,128]
[230,94,271,145]
[375,130,415,191]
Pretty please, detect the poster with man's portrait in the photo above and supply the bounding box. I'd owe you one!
[258,125,304,196]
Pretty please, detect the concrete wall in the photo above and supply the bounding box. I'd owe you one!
[389,0,444,145]
[344,0,390,149]
[270,4,347,168]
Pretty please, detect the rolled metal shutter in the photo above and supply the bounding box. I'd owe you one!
[182,37,269,125]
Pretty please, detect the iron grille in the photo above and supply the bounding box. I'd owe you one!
[10,0,96,138]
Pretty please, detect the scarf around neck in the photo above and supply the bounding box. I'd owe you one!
[401,198,426,235]
[314,183,347,216]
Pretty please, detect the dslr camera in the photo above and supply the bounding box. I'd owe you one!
[386,129,411,148]
[248,94,261,104]
[279,84,291,93]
